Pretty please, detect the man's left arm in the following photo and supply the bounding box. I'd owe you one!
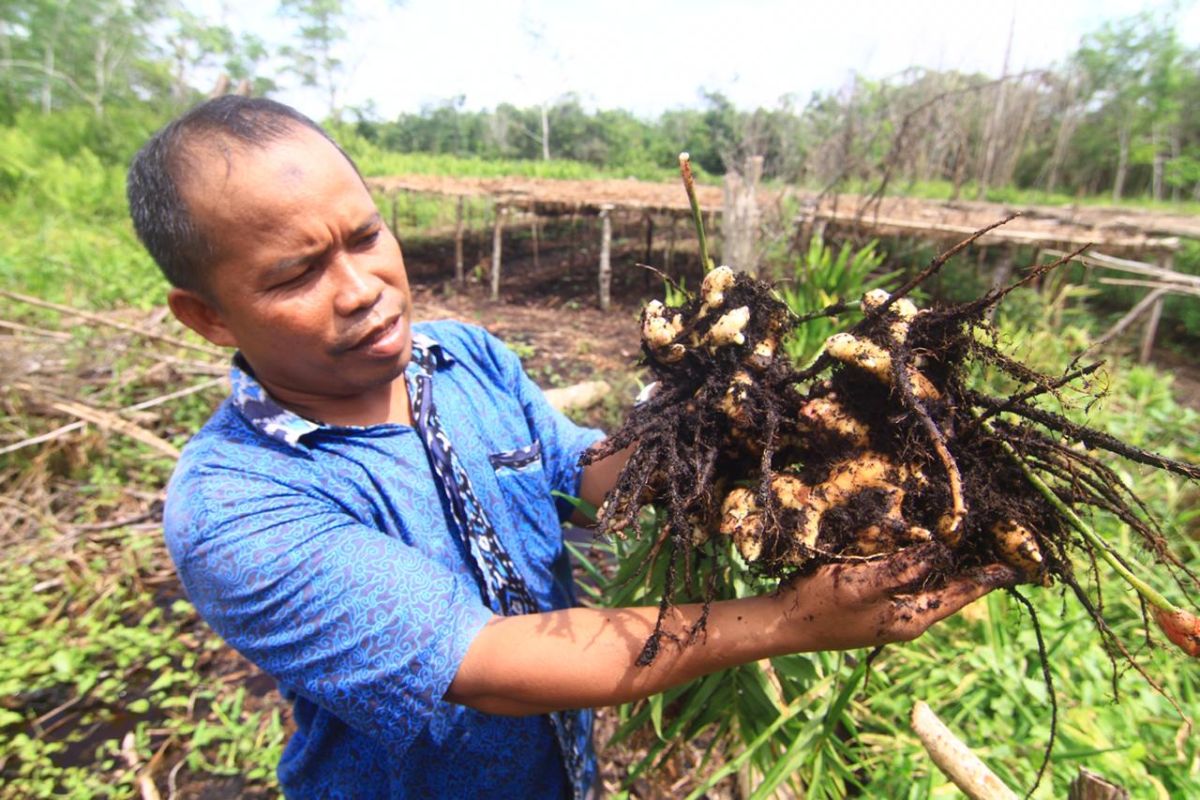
[576,442,633,520]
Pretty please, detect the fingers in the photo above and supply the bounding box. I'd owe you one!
[835,541,950,598]
[886,563,1022,642]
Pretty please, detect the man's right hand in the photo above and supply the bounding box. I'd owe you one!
[775,543,1022,652]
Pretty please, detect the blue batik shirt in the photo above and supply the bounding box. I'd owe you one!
[163,320,604,799]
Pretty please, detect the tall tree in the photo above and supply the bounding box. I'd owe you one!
[278,0,348,120]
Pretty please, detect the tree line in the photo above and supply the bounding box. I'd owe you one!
[2,1,1197,203]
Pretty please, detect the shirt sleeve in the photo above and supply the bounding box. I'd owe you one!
[164,463,494,758]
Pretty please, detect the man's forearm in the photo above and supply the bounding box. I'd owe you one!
[445,551,1019,716]
[446,593,795,716]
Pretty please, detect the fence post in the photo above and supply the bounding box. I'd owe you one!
[491,203,506,302]
[598,205,614,311]
[454,196,465,286]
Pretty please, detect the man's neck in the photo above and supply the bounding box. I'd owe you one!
[266,375,414,428]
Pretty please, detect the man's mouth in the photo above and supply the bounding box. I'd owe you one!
[346,313,407,357]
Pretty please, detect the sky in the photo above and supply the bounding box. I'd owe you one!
[206,0,1200,120]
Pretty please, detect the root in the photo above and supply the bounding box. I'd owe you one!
[587,217,1200,723]
[1008,589,1055,799]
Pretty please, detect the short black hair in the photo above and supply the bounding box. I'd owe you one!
[127,96,357,293]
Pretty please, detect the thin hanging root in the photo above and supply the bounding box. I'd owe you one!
[871,213,1020,315]
[1064,574,1192,724]
[960,360,1106,438]
[1007,589,1056,798]
[969,391,1200,482]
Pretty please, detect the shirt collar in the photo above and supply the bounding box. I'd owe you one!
[230,331,450,450]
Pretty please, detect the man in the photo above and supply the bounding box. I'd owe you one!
[127,96,1017,799]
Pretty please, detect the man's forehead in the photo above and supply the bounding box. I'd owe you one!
[182,134,366,231]
[183,127,333,189]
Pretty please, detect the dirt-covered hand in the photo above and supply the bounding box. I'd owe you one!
[778,543,1022,651]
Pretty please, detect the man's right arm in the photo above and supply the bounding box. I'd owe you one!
[447,546,1019,716]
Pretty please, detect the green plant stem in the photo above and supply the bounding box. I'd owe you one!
[977,412,1181,615]
[678,152,713,273]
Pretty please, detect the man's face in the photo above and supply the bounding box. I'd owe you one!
[179,128,413,404]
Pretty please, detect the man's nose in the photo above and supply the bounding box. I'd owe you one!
[331,255,383,317]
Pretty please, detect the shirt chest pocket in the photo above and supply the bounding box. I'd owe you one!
[487,440,543,474]
[486,439,560,565]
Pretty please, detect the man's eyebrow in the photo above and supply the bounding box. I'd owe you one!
[351,213,383,239]
[263,214,383,279]
[264,251,320,280]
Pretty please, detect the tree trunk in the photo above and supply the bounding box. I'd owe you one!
[540,103,550,161]
[1171,131,1181,202]
[998,86,1037,186]
[950,141,966,201]
[1045,112,1077,194]
[1151,124,1163,202]
[41,43,54,114]
[1068,769,1129,799]
[976,15,1014,200]
[1113,123,1130,202]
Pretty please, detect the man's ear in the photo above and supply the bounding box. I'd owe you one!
[167,287,238,349]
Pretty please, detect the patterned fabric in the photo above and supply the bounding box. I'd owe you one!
[408,347,589,800]
[163,321,604,799]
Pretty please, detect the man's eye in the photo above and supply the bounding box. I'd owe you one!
[273,266,315,290]
[359,230,381,247]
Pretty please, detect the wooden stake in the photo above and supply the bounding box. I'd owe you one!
[568,211,579,272]
[532,214,541,271]
[665,216,678,278]
[643,213,655,289]
[491,203,506,302]
[454,196,465,286]
[911,701,1017,800]
[1068,769,1130,800]
[599,205,613,311]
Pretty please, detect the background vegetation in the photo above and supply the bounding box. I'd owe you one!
[2,0,1199,797]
